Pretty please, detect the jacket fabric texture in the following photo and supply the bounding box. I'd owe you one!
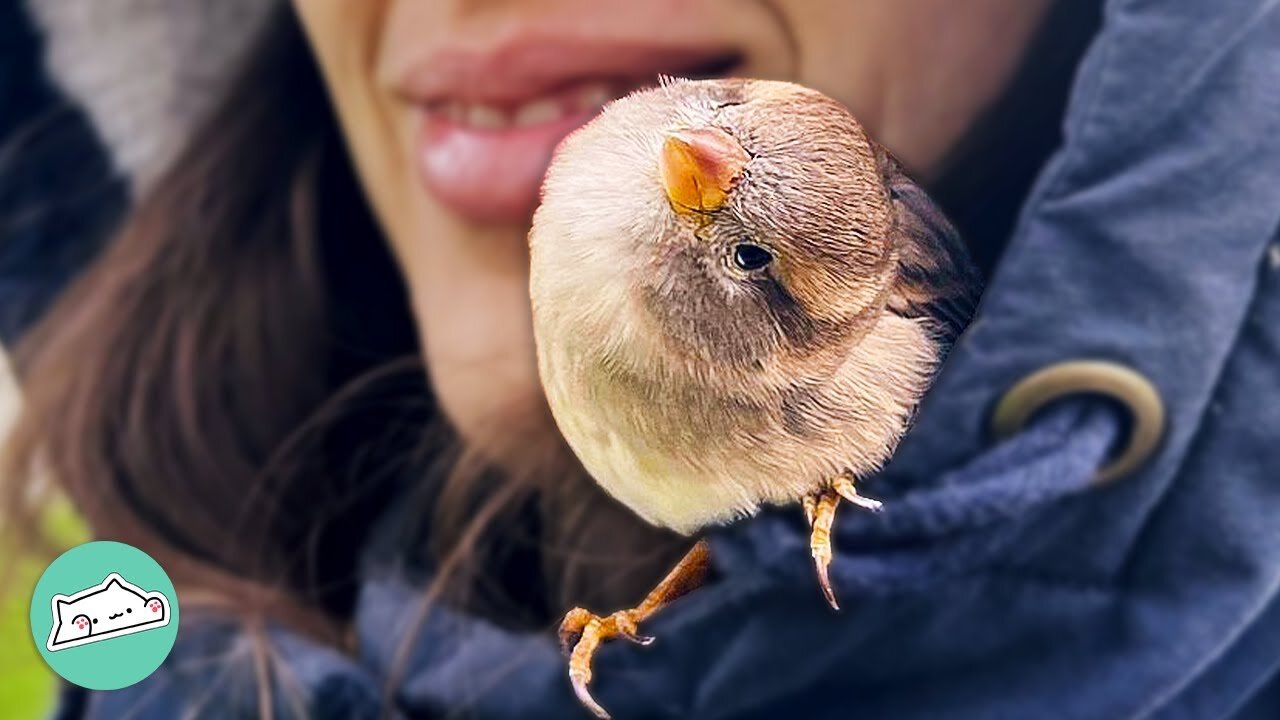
[5,0,1280,717]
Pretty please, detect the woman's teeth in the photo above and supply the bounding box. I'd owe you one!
[576,83,613,110]
[512,99,561,127]
[432,82,619,130]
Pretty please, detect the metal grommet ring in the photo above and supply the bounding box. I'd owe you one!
[991,360,1165,484]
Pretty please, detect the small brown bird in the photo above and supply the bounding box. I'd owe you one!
[529,77,980,718]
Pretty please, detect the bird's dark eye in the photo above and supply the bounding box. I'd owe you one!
[733,243,773,271]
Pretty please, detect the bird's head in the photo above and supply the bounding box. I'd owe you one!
[531,78,939,389]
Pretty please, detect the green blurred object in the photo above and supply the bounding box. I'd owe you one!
[1,502,89,719]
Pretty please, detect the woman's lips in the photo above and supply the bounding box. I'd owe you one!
[406,42,740,225]
[418,80,618,225]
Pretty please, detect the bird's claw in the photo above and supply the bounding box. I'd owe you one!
[804,471,882,611]
[556,541,710,718]
[558,607,651,719]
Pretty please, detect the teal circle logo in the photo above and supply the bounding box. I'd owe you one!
[29,541,179,690]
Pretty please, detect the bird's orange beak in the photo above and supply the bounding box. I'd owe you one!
[660,127,750,214]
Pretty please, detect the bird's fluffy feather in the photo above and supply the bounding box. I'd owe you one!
[530,79,980,533]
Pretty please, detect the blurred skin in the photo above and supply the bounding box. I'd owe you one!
[292,0,1052,449]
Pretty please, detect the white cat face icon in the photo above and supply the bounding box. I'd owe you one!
[46,573,171,652]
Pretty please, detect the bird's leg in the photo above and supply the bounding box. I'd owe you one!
[559,539,712,719]
[804,470,883,610]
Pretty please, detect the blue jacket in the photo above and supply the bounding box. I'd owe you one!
[14,0,1280,717]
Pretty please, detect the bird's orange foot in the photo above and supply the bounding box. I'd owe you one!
[802,470,883,610]
[558,606,655,718]
[556,540,712,719]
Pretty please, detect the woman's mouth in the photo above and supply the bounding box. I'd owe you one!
[417,80,621,225]
[403,42,740,225]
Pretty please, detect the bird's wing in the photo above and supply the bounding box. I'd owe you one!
[876,148,983,348]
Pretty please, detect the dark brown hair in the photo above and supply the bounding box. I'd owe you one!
[2,3,682,661]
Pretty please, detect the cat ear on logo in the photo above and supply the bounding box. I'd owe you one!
[103,572,126,589]
[51,595,72,622]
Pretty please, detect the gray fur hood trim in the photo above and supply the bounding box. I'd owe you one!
[26,0,276,193]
